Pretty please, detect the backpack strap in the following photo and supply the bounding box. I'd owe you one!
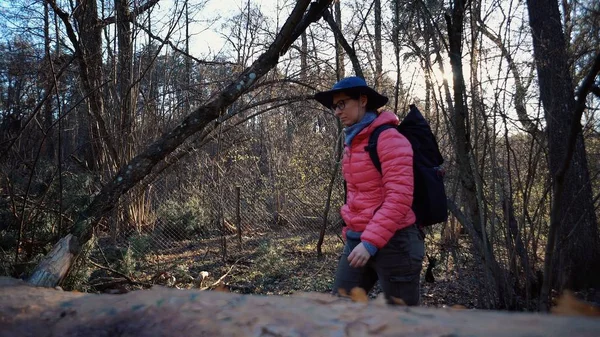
[365,124,396,174]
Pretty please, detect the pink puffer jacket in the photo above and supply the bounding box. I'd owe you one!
[341,111,415,248]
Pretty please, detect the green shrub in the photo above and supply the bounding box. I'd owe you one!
[255,240,287,280]
[128,233,152,258]
[119,246,136,276]
[62,236,96,292]
[155,197,215,239]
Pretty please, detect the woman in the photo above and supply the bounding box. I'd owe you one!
[315,76,425,305]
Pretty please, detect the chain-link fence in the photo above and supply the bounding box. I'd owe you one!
[80,124,346,291]
[0,108,346,291]
[103,171,344,258]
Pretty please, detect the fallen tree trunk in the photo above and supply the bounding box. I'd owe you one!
[1,278,598,337]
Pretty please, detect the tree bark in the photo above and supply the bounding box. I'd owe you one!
[73,0,118,170]
[43,2,55,161]
[300,31,308,81]
[115,0,134,163]
[27,0,322,288]
[334,1,344,78]
[26,235,78,286]
[374,0,382,89]
[2,280,600,336]
[526,0,600,308]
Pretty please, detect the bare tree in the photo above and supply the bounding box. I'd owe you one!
[374,0,382,89]
[27,0,330,288]
[526,0,600,310]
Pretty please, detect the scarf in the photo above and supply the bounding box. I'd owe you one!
[344,111,377,146]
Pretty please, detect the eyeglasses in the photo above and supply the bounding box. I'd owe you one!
[331,98,351,111]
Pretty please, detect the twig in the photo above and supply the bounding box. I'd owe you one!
[88,259,151,288]
[94,239,111,267]
[149,270,169,284]
[336,232,345,246]
[314,260,330,276]
[200,258,242,290]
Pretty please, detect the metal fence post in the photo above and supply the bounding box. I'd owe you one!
[236,186,242,249]
[221,214,227,262]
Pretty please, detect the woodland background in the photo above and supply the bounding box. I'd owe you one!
[0,0,599,312]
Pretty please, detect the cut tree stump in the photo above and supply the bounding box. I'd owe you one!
[1,277,598,337]
[26,234,79,287]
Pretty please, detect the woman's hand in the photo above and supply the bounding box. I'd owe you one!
[348,242,371,268]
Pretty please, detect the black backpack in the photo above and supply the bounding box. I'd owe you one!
[365,104,448,227]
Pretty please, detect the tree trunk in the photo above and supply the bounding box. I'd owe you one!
[115,0,144,236]
[334,1,344,79]
[300,31,308,81]
[324,8,362,79]
[27,0,321,288]
[526,0,600,305]
[73,0,118,171]
[116,0,134,163]
[317,119,343,256]
[374,0,382,89]
[3,280,600,336]
[392,0,401,112]
[43,2,55,161]
[446,0,509,309]
[26,235,78,287]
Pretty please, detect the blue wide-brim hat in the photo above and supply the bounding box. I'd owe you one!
[314,76,388,110]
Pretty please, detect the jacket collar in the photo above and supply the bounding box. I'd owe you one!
[349,111,400,145]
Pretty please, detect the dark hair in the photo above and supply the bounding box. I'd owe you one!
[343,90,380,111]
[333,90,381,111]
[342,89,362,99]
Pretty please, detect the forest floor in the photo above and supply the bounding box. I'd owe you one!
[4,228,600,334]
[82,231,490,309]
[4,229,600,313]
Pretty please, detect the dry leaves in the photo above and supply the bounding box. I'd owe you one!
[292,292,341,304]
[551,290,600,317]
[213,284,230,293]
[390,297,407,306]
[337,287,369,303]
[337,288,409,305]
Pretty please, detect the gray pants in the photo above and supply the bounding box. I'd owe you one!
[332,224,425,305]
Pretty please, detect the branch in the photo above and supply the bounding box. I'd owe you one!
[557,50,600,180]
[88,259,151,288]
[80,0,312,246]
[478,20,544,140]
[45,0,81,57]
[280,0,333,55]
[132,21,239,66]
[350,0,375,48]
[199,258,241,290]
[416,0,449,53]
[0,55,76,159]
[101,0,160,26]
[322,8,364,78]
[140,95,313,188]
